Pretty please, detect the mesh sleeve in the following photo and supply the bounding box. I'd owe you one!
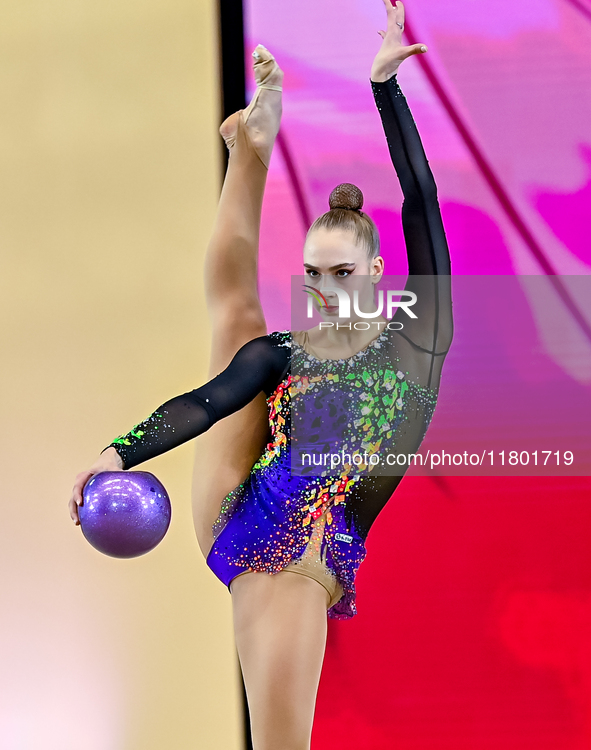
[102,335,289,470]
[341,74,456,539]
[372,73,453,386]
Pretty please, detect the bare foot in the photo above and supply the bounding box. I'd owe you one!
[220,44,283,168]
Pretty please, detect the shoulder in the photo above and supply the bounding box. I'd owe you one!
[232,332,291,374]
[237,331,290,353]
[267,330,292,349]
[252,332,291,394]
[236,332,291,371]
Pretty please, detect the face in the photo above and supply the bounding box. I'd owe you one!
[302,227,384,322]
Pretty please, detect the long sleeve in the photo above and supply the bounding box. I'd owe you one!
[372,73,453,380]
[102,334,290,470]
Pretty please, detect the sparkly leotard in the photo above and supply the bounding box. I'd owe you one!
[102,74,453,619]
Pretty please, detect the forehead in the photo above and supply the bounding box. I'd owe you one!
[303,227,366,265]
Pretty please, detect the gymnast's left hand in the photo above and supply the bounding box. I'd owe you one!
[68,447,124,526]
[371,0,428,82]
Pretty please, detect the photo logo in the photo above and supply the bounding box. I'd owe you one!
[302,284,329,309]
[302,286,418,319]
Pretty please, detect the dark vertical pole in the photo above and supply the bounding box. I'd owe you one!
[239,662,254,750]
[216,2,252,742]
[217,3,254,746]
[218,0,247,170]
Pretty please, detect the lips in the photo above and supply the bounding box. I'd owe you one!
[323,305,339,314]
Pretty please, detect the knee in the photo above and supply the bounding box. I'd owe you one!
[254,739,310,750]
[251,718,311,750]
[248,683,317,750]
[245,665,316,750]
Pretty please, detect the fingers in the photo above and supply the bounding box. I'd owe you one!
[386,1,404,20]
[391,1,405,34]
[396,1,406,24]
[381,0,405,35]
[69,470,94,526]
[381,0,398,23]
[378,30,386,39]
[68,496,80,525]
[403,43,428,58]
[73,472,90,505]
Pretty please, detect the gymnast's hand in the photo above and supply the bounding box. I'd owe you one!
[371,0,428,82]
[68,447,124,526]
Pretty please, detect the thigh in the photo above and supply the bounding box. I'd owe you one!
[231,571,329,750]
[207,302,267,376]
[192,304,269,556]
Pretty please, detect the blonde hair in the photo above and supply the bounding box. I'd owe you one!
[307,183,380,259]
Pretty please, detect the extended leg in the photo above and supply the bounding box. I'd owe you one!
[231,571,329,750]
[205,45,283,366]
[205,114,269,364]
[192,48,283,555]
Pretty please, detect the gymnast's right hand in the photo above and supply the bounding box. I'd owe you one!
[68,447,124,526]
[371,0,427,82]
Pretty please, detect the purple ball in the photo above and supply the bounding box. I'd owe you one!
[79,471,171,558]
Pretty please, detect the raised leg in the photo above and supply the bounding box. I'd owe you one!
[231,571,329,750]
[192,47,283,555]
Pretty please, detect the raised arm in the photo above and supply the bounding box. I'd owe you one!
[370,0,453,368]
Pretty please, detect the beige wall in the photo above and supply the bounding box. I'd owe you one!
[0,1,242,748]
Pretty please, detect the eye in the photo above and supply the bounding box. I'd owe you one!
[335,268,352,278]
[306,269,320,278]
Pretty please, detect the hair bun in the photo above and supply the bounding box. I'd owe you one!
[329,183,364,212]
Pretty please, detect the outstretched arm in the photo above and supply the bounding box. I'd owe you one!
[69,334,289,525]
[370,0,453,362]
[101,336,289,470]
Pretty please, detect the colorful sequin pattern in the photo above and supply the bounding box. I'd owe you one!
[251,377,291,472]
[207,330,439,619]
[111,417,159,447]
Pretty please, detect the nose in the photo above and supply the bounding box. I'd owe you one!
[318,274,336,296]
[318,281,338,306]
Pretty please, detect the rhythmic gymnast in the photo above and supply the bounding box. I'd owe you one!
[69,2,453,747]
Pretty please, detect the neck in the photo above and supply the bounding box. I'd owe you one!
[305,315,387,359]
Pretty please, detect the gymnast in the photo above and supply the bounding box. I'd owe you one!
[69,2,453,747]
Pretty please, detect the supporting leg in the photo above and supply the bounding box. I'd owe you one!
[231,571,329,750]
